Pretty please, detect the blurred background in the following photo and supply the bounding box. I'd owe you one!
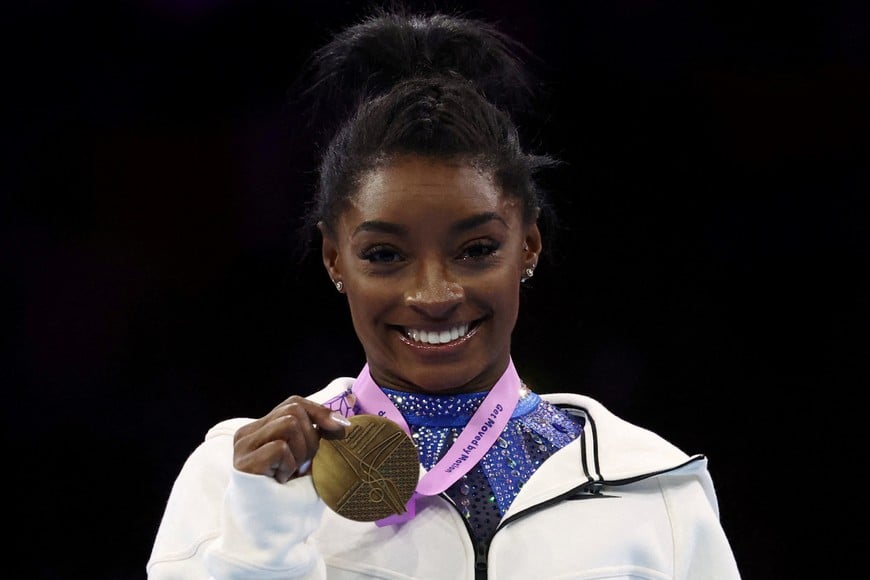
[5,0,867,578]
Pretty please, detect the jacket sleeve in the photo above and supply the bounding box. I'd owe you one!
[146,419,328,579]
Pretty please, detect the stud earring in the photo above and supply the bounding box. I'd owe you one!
[521,267,535,283]
[334,280,344,292]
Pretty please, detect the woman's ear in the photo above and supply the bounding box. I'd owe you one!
[318,221,343,289]
[523,223,542,270]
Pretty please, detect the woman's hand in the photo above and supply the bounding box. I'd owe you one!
[233,395,352,484]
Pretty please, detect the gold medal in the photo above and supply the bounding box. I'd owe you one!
[311,414,419,522]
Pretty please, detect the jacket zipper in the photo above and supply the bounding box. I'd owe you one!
[441,493,489,575]
[449,481,603,576]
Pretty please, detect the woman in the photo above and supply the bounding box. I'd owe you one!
[147,7,740,579]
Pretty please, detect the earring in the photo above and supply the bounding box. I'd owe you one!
[521,267,535,283]
[334,280,344,292]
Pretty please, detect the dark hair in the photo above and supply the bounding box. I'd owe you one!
[292,6,561,258]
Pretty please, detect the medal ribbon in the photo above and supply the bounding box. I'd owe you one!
[350,358,521,526]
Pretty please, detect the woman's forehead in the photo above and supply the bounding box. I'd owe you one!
[353,157,502,211]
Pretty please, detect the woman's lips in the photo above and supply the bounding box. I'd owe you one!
[396,320,481,348]
[404,322,470,345]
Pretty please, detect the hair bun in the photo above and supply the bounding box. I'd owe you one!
[293,8,538,137]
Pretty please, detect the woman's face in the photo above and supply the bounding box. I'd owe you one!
[321,155,541,394]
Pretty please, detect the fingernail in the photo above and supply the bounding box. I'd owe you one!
[330,412,352,426]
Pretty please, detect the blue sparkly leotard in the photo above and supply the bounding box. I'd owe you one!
[379,384,584,550]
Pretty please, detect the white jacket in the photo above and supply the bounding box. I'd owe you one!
[148,377,741,579]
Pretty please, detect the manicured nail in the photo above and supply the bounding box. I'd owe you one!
[330,412,352,426]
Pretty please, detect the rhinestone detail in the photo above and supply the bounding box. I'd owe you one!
[381,384,584,549]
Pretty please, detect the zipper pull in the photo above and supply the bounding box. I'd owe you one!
[583,481,605,495]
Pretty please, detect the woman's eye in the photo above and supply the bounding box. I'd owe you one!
[459,241,498,260]
[361,246,403,263]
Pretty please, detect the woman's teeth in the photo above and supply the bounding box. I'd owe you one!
[405,323,470,344]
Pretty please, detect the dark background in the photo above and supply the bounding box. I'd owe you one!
[5,1,867,578]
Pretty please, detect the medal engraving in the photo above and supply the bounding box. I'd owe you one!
[312,414,419,522]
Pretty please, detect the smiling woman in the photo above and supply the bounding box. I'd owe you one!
[146,5,741,579]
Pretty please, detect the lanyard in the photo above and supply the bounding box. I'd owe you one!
[351,358,521,525]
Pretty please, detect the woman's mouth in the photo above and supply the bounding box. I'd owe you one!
[403,322,471,345]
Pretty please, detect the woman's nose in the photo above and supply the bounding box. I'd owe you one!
[404,262,464,316]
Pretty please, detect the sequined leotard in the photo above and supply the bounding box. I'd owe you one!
[380,384,584,551]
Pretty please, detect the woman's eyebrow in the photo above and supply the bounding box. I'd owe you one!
[451,212,508,233]
[353,220,407,236]
[352,212,507,237]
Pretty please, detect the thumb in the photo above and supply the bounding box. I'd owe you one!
[311,405,352,440]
